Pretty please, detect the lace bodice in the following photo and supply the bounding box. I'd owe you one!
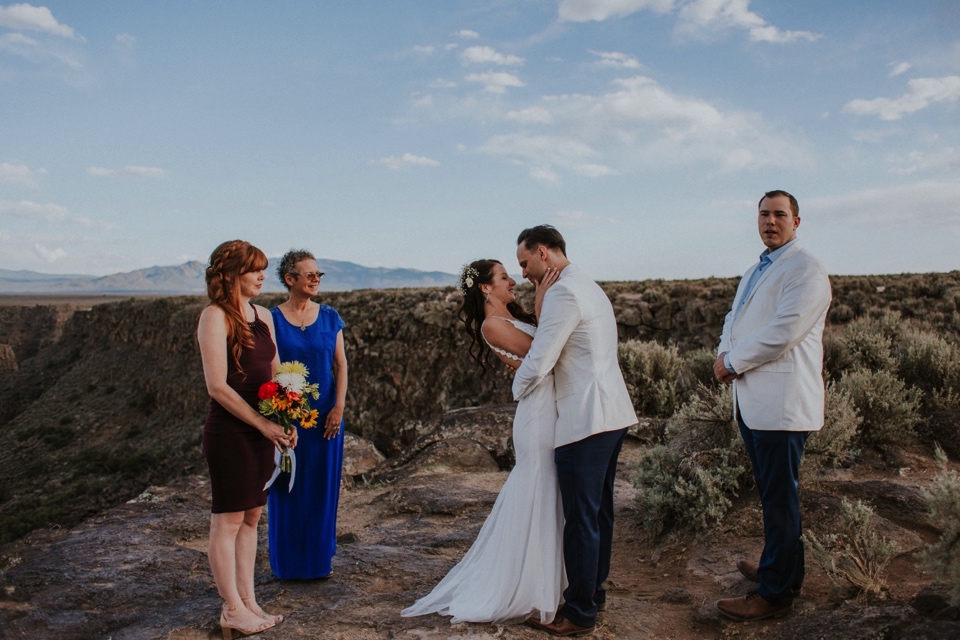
[483,316,535,362]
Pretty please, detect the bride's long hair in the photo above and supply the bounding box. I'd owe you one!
[457,259,536,374]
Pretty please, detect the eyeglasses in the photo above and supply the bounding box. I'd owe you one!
[293,271,324,280]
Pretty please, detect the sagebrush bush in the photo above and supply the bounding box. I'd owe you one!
[633,384,746,536]
[922,446,960,606]
[634,443,745,537]
[681,348,719,392]
[805,498,900,600]
[618,340,685,418]
[664,383,736,454]
[825,316,897,377]
[894,327,960,397]
[838,368,921,445]
[805,382,861,467]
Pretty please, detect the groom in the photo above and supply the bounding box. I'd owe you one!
[513,225,638,636]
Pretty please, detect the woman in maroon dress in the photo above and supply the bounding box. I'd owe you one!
[197,240,295,639]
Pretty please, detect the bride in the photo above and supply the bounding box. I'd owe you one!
[401,259,565,625]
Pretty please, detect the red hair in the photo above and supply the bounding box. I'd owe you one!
[205,240,269,373]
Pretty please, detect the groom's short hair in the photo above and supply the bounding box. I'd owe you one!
[517,225,567,257]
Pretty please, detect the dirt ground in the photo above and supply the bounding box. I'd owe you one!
[1,430,953,639]
[153,439,948,640]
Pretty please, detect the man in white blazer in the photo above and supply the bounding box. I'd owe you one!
[513,225,638,636]
[713,190,832,621]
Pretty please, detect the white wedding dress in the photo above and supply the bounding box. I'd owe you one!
[401,318,566,624]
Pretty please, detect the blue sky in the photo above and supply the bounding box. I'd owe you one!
[1,1,958,280]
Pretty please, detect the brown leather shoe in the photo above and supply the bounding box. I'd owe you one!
[736,560,801,596]
[716,591,793,622]
[526,613,596,636]
[737,559,760,582]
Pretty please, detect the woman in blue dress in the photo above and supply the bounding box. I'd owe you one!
[267,249,348,579]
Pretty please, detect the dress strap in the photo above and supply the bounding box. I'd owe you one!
[481,316,534,362]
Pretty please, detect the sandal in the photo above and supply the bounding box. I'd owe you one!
[220,603,276,639]
[241,597,285,624]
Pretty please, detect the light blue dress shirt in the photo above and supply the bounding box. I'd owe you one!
[724,239,796,374]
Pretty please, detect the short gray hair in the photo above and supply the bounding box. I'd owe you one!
[276,249,316,290]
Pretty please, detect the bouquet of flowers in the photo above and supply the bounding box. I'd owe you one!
[258,361,320,475]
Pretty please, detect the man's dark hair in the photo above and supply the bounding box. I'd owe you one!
[516,224,567,257]
[759,190,799,217]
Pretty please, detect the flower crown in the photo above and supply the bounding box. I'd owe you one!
[457,264,480,295]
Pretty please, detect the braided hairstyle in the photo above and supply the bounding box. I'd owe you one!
[457,259,536,374]
[204,240,269,374]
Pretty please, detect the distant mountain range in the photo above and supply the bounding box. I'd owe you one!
[0,259,457,294]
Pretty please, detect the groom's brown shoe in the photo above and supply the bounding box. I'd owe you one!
[526,613,596,637]
[737,560,802,596]
[737,559,760,582]
[716,591,793,622]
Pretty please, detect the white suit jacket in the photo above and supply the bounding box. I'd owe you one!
[718,240,832,432]
[512,264,638,447]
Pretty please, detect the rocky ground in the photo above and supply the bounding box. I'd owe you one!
[1,406,958,640]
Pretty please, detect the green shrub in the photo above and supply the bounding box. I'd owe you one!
[681,348,719,392]
[805,498,900,600]
[805,382,861,467]
[841,323,895,374]
[618,340,685,418]
[922,446,960,606]
[40,425,76,450]
[838,368,921,445]
[664,383,736,454]
[633,384,746,536]
[894,327,960,397]
[634,443,745,537]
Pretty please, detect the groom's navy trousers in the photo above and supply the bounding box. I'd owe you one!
[738,410,808,606]
[555,427,627,627]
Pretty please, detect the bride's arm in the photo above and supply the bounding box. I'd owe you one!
[481,318,533,368]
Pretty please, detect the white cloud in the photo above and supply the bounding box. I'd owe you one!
[590,50,643,69]
[506,106,554,124]
[0,199,100,227]
[0,30,83,71]
[115,33,135,47]
[0,3,81,39]
[480,74,806,181]
[808,180,960,227]
[676,0,820,43]
[0,162,35,186]
[465,71,525,93]
[87,165,169,178]
[889,61,911,77]
[457,29,480,39]
[887,147,959,176]
[32,242,66,263]
[843,76,960,121]
[429,78,457,89]
[412,45,435,55]
[374,153,440,170]
[461,46,524,66]
[479,133,613,182]
[0,199,70,222]
[558,0,674,22]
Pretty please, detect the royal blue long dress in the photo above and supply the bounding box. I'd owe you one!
[267,304,346,579]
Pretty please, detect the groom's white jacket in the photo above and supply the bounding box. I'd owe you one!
[512,264,638,447]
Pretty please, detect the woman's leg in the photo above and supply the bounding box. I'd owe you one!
[209,510,271,632]
[234,507,282,621]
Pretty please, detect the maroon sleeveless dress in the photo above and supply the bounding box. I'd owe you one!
[202,307,277,513]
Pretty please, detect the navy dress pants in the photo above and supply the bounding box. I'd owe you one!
[555,428,627,627]
[738,412,809,605]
